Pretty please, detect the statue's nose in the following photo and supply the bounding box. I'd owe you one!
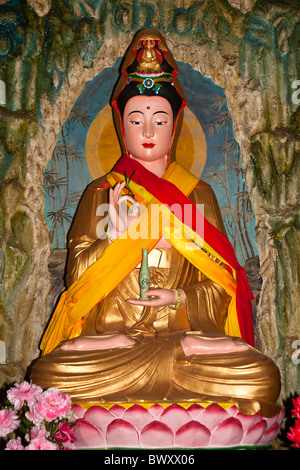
[143,123,154,138]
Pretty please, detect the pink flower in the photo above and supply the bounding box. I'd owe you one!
[25,423,49,442]
[7,381,42,411]
[25,437,60,450]
[5,437,25,450]
[33,388,71,423]
[292,397,300,419]
[0,408,20,437]
[287,420,300,448]
[25,406,44,426]
[54,422,77,443]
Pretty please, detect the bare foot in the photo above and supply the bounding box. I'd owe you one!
[180,335,249,357]
[60,334,135,351]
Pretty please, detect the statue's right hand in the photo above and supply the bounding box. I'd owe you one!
[108,182,139,238]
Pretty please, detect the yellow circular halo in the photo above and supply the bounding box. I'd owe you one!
[176,106,207,177]
[86,104,206,179]
[86,104,120,178]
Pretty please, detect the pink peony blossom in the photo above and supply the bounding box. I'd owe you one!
[25,437,60,450]
[7,381,42,411]
[5,437,25,450]
[292,396,300,419]
[54,422,77,443]
[25,423,49,442]
[0,407,20,437]
[32,388,71,423]
[287,419,300,448]
[25,405,44,425]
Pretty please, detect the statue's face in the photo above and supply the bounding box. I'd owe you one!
[123,95,173,163]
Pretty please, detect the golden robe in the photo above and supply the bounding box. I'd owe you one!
[31,176,281,417]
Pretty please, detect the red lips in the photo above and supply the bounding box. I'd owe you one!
[142,143,155,149]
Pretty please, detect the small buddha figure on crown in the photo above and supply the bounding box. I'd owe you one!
[137,39,162,72]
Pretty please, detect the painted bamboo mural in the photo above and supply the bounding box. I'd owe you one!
[44,106,91,248]
[203,95,256,264]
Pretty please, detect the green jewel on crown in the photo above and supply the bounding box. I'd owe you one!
[138,77,162,95]
[126,40,174,94]
[127,71,174,94]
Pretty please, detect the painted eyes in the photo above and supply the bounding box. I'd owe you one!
[129,120,168,126]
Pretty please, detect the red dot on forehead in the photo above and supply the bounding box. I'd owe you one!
[147,106,150,110]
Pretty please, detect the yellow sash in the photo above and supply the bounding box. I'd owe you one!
[40,162,239,356]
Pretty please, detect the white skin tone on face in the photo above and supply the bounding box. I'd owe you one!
[122,95,173,177]
[61,95,248,354]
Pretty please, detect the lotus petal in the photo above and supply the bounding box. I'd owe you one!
[209,417,243,447]
[276,407,286,425]
[71,404,86,419]
[236,411,263,431]
[160,404,191,432]
[123,404,153,431]
[175,421,211,448]
[187,404,204,419]
[109,404,125,417]
[259,422,281,445]
[149,404,164,418]
[241,420,267,446]
[264,407,285,431]
[73,418,105,449]
[226,405,239,417]
[141,421,174,448]
[84,405,115,434]
[198,403,229,431]
[265,415,278,429]
[106,419,139,448]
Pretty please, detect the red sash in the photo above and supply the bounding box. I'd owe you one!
[113,155,255,347]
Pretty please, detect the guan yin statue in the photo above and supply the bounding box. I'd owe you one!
[31,29,284,449]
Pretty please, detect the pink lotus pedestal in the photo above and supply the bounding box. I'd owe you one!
[71,402,285,449]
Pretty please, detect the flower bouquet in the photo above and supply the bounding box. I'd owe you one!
[0,381,76,450]
[287,396,300,448]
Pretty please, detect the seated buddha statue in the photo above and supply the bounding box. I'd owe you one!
[137,39,162,72]
[31,29,281,418]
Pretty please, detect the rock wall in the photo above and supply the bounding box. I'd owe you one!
[0,0,299,401]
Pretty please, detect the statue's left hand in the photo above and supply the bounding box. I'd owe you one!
[126,288,186,308]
